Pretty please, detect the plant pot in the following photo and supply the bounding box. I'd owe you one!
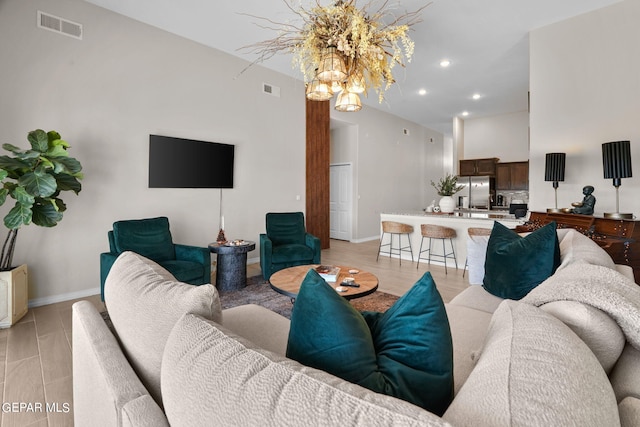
[0,264,28,328]
[439,196,456,213]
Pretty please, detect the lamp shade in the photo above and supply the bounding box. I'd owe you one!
[602,141,632,182]
[305,76,333,101]
[317,46,347,82]
[335,91,362,112]
[544,153,566,182]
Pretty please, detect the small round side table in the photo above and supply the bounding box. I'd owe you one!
[208,241,256,292]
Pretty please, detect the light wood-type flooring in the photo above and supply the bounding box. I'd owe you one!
[1,238,469,426]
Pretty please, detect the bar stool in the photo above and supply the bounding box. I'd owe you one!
[417,224,458,274]
[377,221,414,265]
[463,227,492,278]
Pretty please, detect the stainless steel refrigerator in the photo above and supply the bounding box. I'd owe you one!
[458,176,495,209]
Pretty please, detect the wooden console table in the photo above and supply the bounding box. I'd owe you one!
[517,211,640,283]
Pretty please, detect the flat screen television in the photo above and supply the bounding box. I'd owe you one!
[148,135,234,188]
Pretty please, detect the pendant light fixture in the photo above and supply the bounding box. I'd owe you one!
[305,69,333,101]
[316,46,347,82]
[335,91,362,112]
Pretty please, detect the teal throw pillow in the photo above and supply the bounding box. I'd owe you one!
[483,221,560,300]
[286,270,453,416]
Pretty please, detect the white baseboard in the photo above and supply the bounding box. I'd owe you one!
[350,235,380,243]
[28,287,101,308]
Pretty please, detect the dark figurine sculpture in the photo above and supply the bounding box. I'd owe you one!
[572,185,596,215]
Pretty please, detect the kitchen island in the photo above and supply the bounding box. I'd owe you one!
[379,211,525,269]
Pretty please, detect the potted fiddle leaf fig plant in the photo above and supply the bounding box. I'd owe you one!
[0,129,83,325]
[431,174,465,213]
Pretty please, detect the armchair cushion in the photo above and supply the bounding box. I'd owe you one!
[265,212,306,246]
[160,260,205,284]
[113,217,175,262]
[271,244,315,264]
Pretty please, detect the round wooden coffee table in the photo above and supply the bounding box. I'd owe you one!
[269,265,378,301]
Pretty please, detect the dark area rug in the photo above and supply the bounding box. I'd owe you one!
[219,275,400,319]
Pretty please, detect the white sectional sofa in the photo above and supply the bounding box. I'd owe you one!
[73,229,640,426]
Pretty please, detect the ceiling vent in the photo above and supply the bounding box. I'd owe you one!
[262,83,281,98]
[37,11,83,40]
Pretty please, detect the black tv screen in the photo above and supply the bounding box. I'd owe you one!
[149,135,234,188]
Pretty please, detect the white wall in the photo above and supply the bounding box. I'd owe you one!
[463,111,530,162]
[529,0,640,215]
[330,107,444,241]
[0,0,307,304]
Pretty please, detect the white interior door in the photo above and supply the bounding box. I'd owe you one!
[330,164,353,241]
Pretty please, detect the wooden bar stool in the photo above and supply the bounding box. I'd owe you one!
[463,227,493,278]
[377,221,414,265]
[417,224,458,273]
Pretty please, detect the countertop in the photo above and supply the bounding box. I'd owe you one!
[383,209,523,222]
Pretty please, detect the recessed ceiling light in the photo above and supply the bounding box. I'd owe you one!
[472,93,481,100]
[418,89,427,96]
[461,111,469,117]
[440,59,451,68]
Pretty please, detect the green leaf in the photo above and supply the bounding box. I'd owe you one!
[28,129,49,152]
[45,145,68,158]
[51,157,82,175]
[0,188,7,206]
[12,186,35,205]
[54,174,82,194]
[0,155,30,172]
[18,168,57,197]
[54,198,67,212]
[2,144,25,155]
[49,137,69,149]
[47,131,62,144]
[0,170,7,181]
[38,156,55,170]
[31,201,63,227]
[4,202,32,229]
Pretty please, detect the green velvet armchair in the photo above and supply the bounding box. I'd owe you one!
[99,217,211,300]
[260,212,321,280]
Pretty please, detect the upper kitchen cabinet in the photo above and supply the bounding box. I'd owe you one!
[459,158,499,176]
[496,161,529,190]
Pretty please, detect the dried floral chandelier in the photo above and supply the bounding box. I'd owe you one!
[242,0,427,112]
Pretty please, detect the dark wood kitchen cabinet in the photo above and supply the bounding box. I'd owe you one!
[496,161,529,190]
[459,158,499,176]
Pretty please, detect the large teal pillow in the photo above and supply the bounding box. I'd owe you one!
[286,270,453,416]
[482,221,560,300]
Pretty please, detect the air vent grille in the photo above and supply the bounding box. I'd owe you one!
[37,11,82,40]
[262,83,281,98]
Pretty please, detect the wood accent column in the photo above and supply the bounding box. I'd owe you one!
[305,98,331,249]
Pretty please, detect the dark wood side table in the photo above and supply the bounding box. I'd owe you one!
[208,241,256,292]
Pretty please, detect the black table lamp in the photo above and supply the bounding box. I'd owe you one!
[545,152,566,212]
[602,141,633,219]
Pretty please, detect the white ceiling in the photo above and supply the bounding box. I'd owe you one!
[84,0,622,136]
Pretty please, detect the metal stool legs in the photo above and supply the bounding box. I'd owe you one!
[377,231,414,265]
[417,236,458,274]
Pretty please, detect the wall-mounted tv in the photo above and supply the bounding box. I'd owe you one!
[148,134,234,188]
